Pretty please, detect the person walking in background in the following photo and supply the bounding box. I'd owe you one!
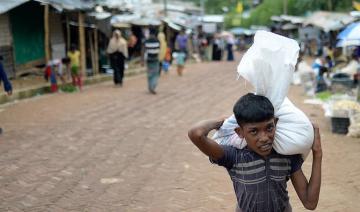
[107,30,128,87]
[0,56,12,96]
[67,44,82,90]
[173,50,186,76]
[175,28,188,59]
[226,35,235,61]
[127,30,137,60]
[212,34,223,61]
[157,31,167,75]
[0,55,12,135]
[142,27,160,94]
[162,47,172,74]
[303,33,312,56]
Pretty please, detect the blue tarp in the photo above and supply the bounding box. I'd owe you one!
[336,22,360,47]
[230,27,255,36]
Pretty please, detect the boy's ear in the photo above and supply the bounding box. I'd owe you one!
[274,118,279,126]
[234,127,244,138]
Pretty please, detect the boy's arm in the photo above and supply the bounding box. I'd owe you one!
[291,124,322,210]
[188,118,225,161]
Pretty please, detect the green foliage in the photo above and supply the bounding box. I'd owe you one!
[236,0,288,28]
[60,84,77,93]
[195,0,354,29]
[316,91,332,101]
[294,0,352,12]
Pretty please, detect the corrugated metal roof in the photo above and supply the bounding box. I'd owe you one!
[0,0,28,14]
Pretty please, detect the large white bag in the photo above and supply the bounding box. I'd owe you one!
[213,31,314,157]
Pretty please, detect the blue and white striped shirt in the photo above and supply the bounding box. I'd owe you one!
[212,145,303,212]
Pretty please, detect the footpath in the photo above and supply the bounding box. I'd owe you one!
[0,67,145,105]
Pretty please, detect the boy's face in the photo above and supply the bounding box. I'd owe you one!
[235,118,277,157]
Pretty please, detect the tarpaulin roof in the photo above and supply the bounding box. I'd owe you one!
[271,15,304,24]
[0,0,28,14]
[37,0,94,11]
[281,23,298,30]
[280,15,304,24]
[0,0,94,14]
[163,18,182,31]
[229,27,255,36]
[201,15,224,23]
[336,22,360,47]
[304,11,355,32]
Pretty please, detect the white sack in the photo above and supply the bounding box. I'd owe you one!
[213,31,314,157]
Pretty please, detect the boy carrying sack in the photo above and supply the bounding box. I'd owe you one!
[188,31,322,211]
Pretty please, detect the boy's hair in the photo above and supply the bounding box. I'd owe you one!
[61,57,71,64]
[70,44,77,51]
[233,93,274,125]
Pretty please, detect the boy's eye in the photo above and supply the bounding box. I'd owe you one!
[249,130,257,135]
[267,126,274,132]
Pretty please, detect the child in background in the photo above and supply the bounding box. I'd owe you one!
[67,44,82,90]
[44,61,58,92]
[173,50,186,76]
[162,47,172,74]
[61,57,71,81]
[315,66,329,93]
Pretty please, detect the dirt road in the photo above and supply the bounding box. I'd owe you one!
[0,57,359,211]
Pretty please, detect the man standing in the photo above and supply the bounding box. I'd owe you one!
[0,55,13,135]
[142,27,160,94]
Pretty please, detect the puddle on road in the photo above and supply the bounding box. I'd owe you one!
[100,178,124,184]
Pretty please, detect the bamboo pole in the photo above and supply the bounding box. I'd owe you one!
[166,25,171,45]
[88,31,95,76]
[66,15,70,52]
[44,4,50,62]
[78,11,86,77]
[94,28,99,75]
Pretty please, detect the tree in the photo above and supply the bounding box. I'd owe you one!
[232,0,353,28]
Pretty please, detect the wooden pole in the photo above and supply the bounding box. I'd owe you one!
[94,28,99,75]
[283,0,288,15]
[44,4,50,62]
[66,15,70,52]
[328,0,333,11]
[78,11,86,77]
[166,25,171,46]
[88,31,95,76]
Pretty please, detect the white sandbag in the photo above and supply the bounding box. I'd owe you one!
[213,31,314,157]
[237,31,299,111]
[213,98,313,156]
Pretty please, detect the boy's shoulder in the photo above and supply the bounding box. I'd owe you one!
[214,145,260,167]
[219,145,303,165]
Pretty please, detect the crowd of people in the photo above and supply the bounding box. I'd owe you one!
[0,24,239,98]
[296,33,360,95]
[105,26,237,94]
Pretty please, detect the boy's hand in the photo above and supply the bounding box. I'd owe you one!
[312,124,322,158]
[214,116,226,129]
